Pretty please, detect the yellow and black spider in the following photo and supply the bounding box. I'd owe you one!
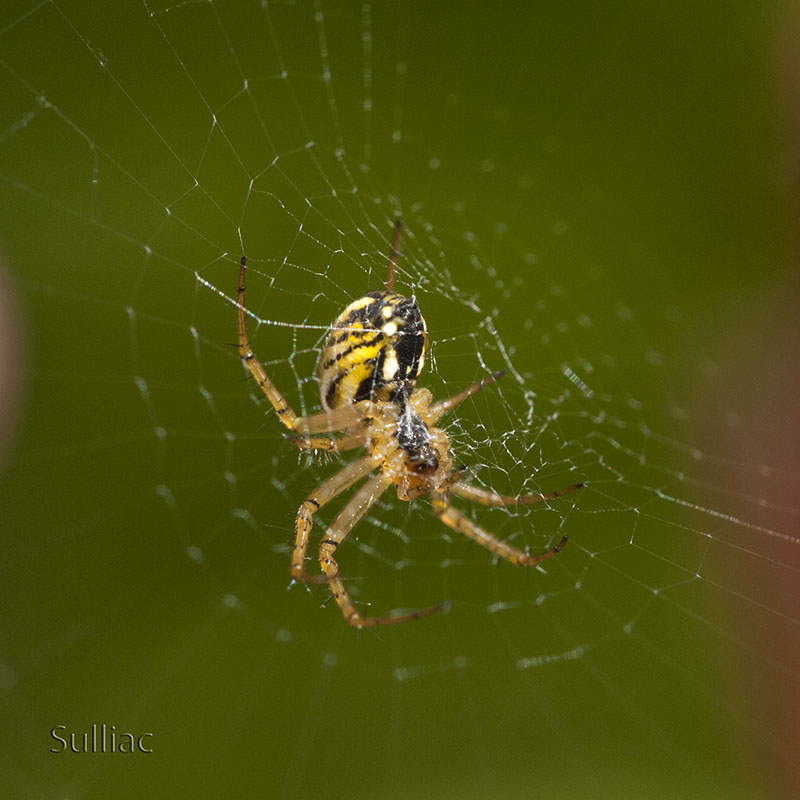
[237,221,583,628]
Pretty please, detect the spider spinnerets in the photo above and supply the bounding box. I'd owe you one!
[237,220,583,628]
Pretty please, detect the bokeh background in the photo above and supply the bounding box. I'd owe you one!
[1,1,798,798]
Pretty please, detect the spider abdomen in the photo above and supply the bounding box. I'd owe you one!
[318,290,428,411]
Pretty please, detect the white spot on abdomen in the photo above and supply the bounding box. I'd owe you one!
[382,352,399,380]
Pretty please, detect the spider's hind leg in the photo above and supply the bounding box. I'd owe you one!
[385,217,403,291]
[284,431,368,453]
[426,370,507,423]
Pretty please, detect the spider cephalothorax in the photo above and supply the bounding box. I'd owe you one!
[395,390,441,474]
[237,220,583,628]
[363,384,453,502]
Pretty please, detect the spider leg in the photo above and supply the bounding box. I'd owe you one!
[434,464,470,494]
[384,217,403,291]
[292,455,375,584]
[239,257,375,436]
[284,430,369,453]
[431,491,568,567]
[450,480,584,507]
[426,370,506,424]
[238,256,301,432]
[319,472,447,628]
[291,403,375,435]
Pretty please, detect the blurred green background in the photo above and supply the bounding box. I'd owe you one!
[1,1,798,798]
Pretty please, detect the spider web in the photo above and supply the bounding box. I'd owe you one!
[1,1,798,798]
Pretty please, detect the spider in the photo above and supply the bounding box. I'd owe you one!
[237,220,583,628]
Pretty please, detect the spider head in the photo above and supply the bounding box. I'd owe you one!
[409,445,440,474]
[394,398,452,502]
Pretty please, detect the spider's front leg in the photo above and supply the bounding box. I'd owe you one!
[292,455,375,584]
[316,472,447,628]
[430,491,568,568]
[450,479,585,507]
